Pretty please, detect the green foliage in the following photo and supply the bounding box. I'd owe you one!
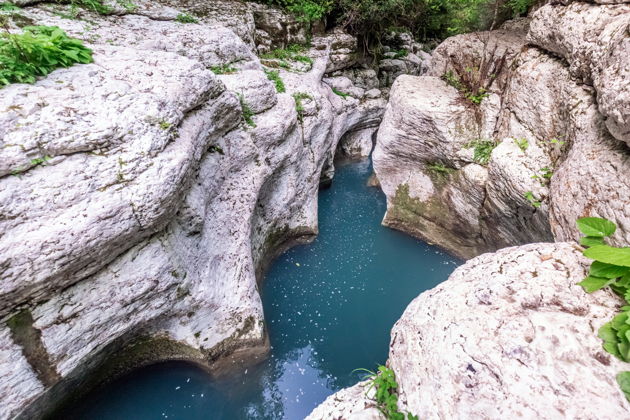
[577,217,630,401]
[264,68,286,93]
[617,372,630,401]
[175,12,198,23]
[260,0,535,55]
[158,120,172,130]
[0,25,93,87]
[465,139,497,165]
[524,191,541,208]
[531,167,553,185]
[11,155,52,175]
[261,44,313,70]
[426,162,454,175]
[514,138,528,152]
[210,63,237,74]
[355,366,418,420]
[0,2,20,11]
[505,0,534,17]
[392,48,408,59]
[442,70,488,104]
[331,87,349,99]
[66,0,112,15]
[292,92,312,122]
[238,93,256,128]
[116,0,137,12]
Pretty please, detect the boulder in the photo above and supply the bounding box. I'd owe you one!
[309,243,630,419]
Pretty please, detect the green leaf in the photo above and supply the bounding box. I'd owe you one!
[584,245,630,267]
[578,275,614,293]
[599,323,617,342]
[589,261,630,279]
[617,372,630,402]
[580,236,605,247]
[577,217,616,237]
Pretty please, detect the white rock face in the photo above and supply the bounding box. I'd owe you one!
[373,2,630,258]
[309,243,630,419]
[0,3,387,419]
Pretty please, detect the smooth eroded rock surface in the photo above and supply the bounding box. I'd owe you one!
[309,243,630,419]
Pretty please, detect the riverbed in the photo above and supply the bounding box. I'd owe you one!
[64,159,459,419]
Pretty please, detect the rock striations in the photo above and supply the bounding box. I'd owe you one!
[373,3,630,260]
[0,1,401,418]
[310,1,630,419]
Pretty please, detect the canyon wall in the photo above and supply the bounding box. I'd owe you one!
[0,1,407,417]
[310,1,630,418]
[373,3,630,259]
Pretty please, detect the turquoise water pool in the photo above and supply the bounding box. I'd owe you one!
[63,159,459,420]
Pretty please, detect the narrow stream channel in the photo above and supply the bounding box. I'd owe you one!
[63,159,459,420]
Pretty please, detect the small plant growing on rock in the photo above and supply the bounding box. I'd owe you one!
[331,87,350,99]
[464,138,497,165]
[531,167,553,186]
[238,93,256,128]
[292,92,312,123]
[576,217,630,401]
[264,69,285,93]
[175,12,198,24]
[514,138,529,152]
[210,63,237,75]
[261,44,313,70]
[426,162,454,176]
[354,365,418,420]
[524,191,541,208]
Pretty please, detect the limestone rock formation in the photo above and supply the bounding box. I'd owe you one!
[309,243,630,419]
[373,2,630,259]
[0,2,387,418]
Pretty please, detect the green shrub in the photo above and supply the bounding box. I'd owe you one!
[66,0,112,15]
[576,217,630,401]
[0,25,93,87]
[354,365,418,420]
[524,191,541,208]
[257,0,536,54]
[264,69,286,93]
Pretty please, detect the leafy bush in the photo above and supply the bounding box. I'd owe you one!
[257,0,536,53]
[426,161,454,175]
[0,25,93,87]
[577,217,630,401]
[355,365,418,420]
[524,191,541,208]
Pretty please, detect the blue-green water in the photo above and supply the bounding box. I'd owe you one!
[65,160,459,420]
